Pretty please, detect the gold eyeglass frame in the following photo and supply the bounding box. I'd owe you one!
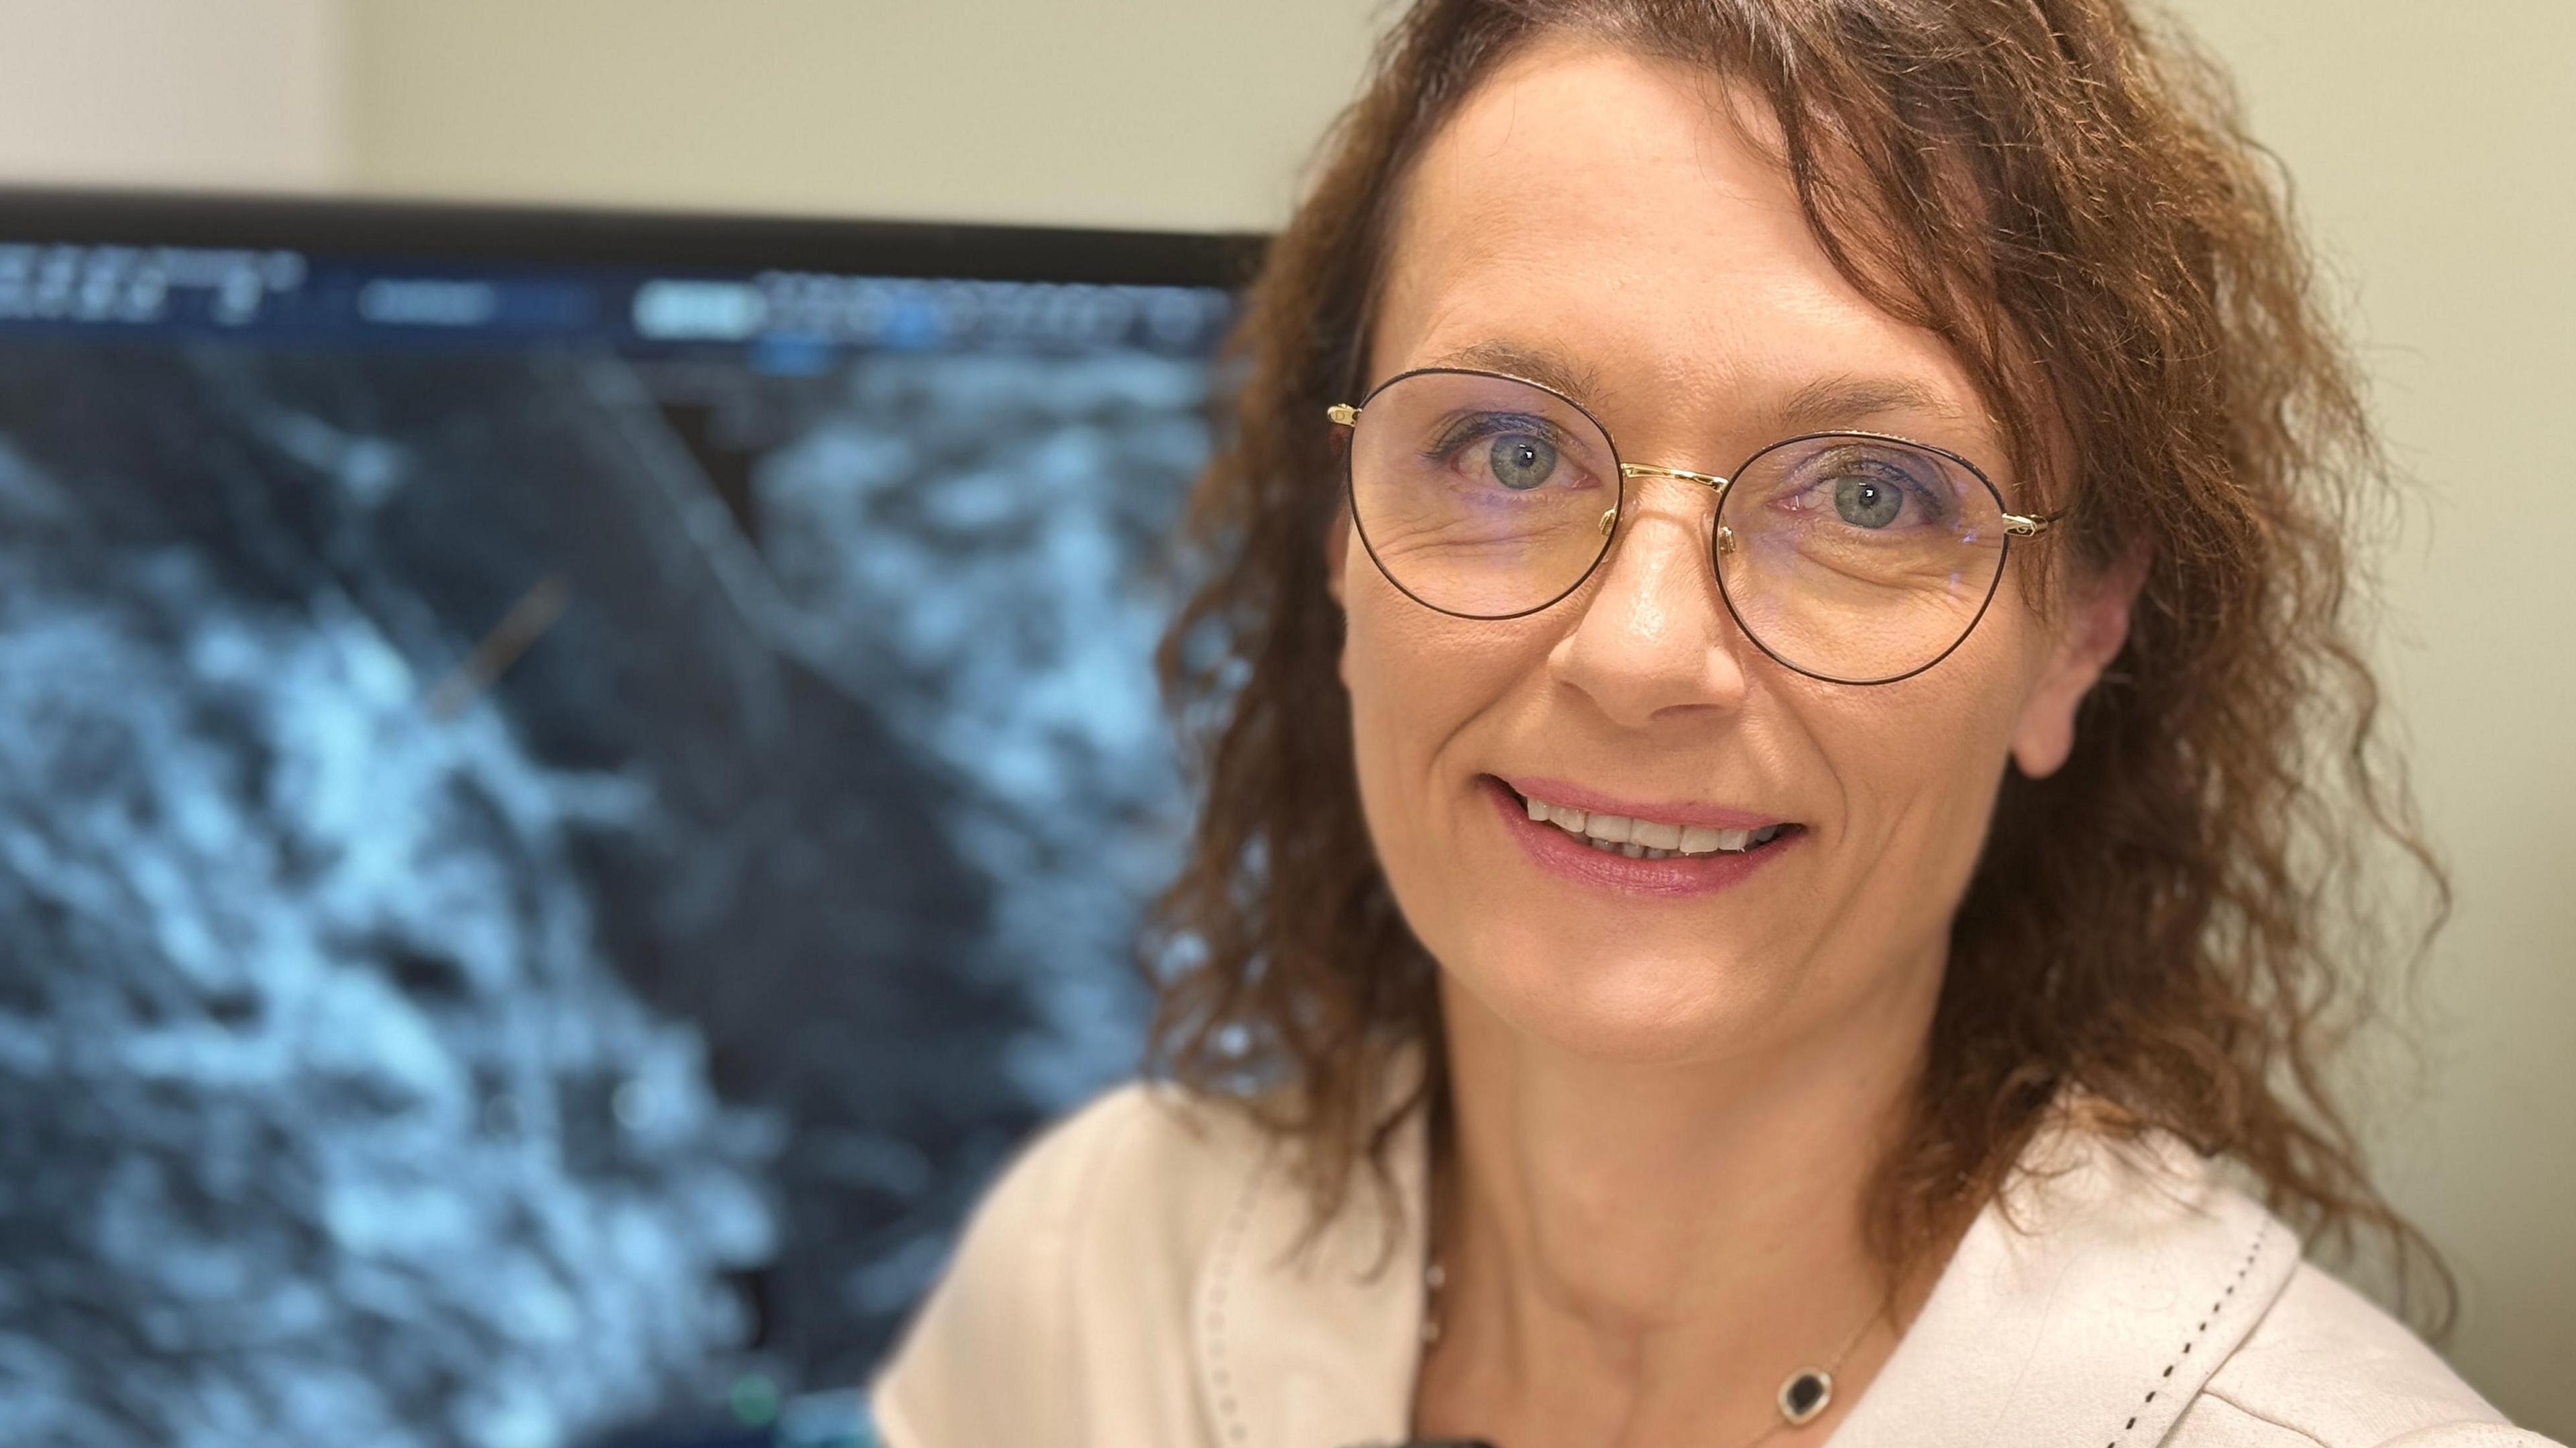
[1326,366,2064,685]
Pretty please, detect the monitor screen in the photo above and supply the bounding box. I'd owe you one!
[0,194,1256,1448]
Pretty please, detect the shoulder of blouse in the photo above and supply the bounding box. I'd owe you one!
[2169,1260,2557,1448]
[1827,1113,2553,1448]
[865,1079,1275,1447]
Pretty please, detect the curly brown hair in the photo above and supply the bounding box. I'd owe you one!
[1146,0,2451,1328]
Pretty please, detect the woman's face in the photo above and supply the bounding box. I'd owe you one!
[1335,38,2129,1064]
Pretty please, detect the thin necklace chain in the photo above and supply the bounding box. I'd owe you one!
[1419,1247,1893,1448]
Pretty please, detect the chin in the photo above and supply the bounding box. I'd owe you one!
[1442,928,1798,1066]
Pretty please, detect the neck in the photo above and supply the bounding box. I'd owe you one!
[1416,952,1947,1445]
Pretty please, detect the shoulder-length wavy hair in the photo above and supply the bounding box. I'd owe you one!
[1146,0,2449,1325]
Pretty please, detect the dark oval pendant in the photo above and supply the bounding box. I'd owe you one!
[1778,1367,1833,1426]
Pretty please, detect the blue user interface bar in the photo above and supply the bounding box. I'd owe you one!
[0,241,1235,359]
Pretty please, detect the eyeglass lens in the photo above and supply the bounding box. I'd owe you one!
[1344,370,2015,683]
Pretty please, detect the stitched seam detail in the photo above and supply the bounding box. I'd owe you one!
[1201,1150,1269,1446]
[2184,1391,2328,1443]
[2106,1218,2271,1447]
[2201,1386,2334,1446]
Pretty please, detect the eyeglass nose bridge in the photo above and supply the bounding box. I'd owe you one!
[1609,461,1737,553]
[1618,461,1730,493]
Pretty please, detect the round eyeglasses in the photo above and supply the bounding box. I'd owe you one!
[1327,368,2059,685]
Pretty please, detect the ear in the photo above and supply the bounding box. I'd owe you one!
[1324,502,1352,608]
[1326,504,1356,687]
[2010,547,2147,778]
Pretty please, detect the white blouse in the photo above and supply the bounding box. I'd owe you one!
[871,1080,2553,1448]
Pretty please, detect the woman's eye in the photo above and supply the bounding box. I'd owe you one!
[1832,473,1904,528]
[1783,449,1951,530]
[1485,433,1560,491]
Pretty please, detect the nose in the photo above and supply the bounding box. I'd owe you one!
[1547,476,1753,727]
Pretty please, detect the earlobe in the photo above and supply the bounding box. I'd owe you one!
[2010,549,2147,778]
[1324,506,1351,608]
[2009,687,2083,778]
[1326,508,1354,687]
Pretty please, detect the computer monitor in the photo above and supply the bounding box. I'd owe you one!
[0,191,1258,1448]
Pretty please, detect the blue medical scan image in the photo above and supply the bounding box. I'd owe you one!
[0,231,1237,1448]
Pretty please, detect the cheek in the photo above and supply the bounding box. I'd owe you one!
[1803,593,2052,921]
[1343,572,1515,775]
[1341,569,1550,909]
[1816,695,2006,911]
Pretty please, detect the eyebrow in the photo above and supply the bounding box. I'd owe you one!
[1405,344,1982,443]
[1414,341,1607,407]
[1774,373,1979,435]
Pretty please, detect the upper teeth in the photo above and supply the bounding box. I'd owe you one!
[1522,793,1785,859]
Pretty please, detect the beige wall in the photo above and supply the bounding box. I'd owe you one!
[3,0,2568,1433]
[2167,1,2576,1429]
[341,0,1383,231]
[0,0,346,190]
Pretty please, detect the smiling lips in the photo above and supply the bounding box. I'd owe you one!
[1504,788,1792,855]
[1519,791,1790,859]
[1487,777,1801,895]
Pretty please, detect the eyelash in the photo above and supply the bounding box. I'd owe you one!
[1790,453,1953,522]
[1422,412,1577,463]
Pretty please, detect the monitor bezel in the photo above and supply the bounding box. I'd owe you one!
[0,187,1269,290]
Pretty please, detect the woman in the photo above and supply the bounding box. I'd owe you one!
[873,1,2555,1445]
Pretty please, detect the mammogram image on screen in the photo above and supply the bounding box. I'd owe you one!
[0,284,1226,1448]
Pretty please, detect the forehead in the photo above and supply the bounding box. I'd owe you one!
[1374,36,1996,456]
